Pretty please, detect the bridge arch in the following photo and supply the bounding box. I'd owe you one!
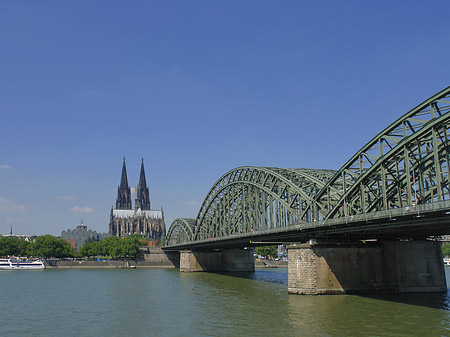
[166,86,450,246]
[194,167,335,241]
[313,86,450,219]
[165,218,196,246]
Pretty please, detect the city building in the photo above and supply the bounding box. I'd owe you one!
[2,226,37,242]
[61,220,108,251]
[109,158,166,239]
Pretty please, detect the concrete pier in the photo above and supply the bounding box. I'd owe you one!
[288,240,446,295]
[180,248,255,272]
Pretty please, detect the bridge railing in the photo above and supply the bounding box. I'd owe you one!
[322,199,450,228]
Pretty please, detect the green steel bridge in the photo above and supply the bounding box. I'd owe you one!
[165,87,450,250]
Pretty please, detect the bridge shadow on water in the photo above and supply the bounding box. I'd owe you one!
[209,267,289,286]
[359,290,450,311]
[239,267,289,285]
[355,266,450,310]
[207,268,450,311]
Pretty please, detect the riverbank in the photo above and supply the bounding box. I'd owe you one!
[44,250,288,269]
[45,247,179,269]
[46,258,288,269]
[44,259,177,269]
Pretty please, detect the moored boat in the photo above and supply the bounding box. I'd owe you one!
[0,258,45,270]
[444,257,450,267]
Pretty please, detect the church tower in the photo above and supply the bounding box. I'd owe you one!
[116,157,132,210]
[110,158,165,240]
[135,158,151,210]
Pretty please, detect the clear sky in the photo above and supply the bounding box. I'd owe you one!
[1,1,449,236]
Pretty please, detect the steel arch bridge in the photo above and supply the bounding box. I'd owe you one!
[166,86,450,249]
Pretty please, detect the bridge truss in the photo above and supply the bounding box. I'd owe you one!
[166,86,450,248]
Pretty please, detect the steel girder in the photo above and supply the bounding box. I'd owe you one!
[313,86,450,220]
[165,218,195,246]
[190,167,335,242]
[166,86,450,246]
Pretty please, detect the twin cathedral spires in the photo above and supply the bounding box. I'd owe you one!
[110,158,165,239]
[116,157,151,210]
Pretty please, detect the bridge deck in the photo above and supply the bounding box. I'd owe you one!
[164,201,450,250]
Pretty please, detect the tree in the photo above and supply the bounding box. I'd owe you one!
[32,235,74,258]
[120,236,140,258]
[77,235,143,259]
[255,245,278,258]
[17,238,32,256]
[79,240,100,258]
[0,236,31,256]
[442,243,450,257]
[103,236,120,258]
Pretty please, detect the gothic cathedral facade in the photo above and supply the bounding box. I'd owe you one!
[109,158,166,240]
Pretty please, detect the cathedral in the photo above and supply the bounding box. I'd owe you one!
[109,158,166,240]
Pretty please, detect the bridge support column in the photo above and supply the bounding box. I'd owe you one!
[288,240,446,295]
[180,248,255,272]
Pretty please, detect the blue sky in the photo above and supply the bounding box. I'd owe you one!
[1,1,449,236]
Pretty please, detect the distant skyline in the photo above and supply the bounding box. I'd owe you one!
[1,1,450,236]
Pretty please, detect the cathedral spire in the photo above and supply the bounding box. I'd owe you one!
[135,158,151,210]
[138,158,147,191]
[120,156,129,189]
[116,157,132,210]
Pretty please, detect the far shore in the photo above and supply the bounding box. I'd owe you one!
[44,258,287,269]
[44,259,176,269]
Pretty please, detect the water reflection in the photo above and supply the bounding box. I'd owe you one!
[210,267,450,310]
[212,267,288,285]
[2,267,450,336]
[286,288,450,336]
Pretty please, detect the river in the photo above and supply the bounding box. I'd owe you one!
[1,267,449,336]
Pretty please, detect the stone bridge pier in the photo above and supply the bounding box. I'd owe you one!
[180,248,255,272]
[288,240,446,295]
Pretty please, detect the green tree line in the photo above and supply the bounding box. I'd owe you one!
[79,235,141,259]
[0,235,74,258]
[255,246,278,258]
[0,234,144,259]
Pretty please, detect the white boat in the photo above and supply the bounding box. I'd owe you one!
[0,258,45,270]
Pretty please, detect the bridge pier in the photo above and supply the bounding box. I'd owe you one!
[180,248,255,272]
[288,240,446,295]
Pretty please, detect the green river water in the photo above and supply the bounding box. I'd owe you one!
[1,267,449,336]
